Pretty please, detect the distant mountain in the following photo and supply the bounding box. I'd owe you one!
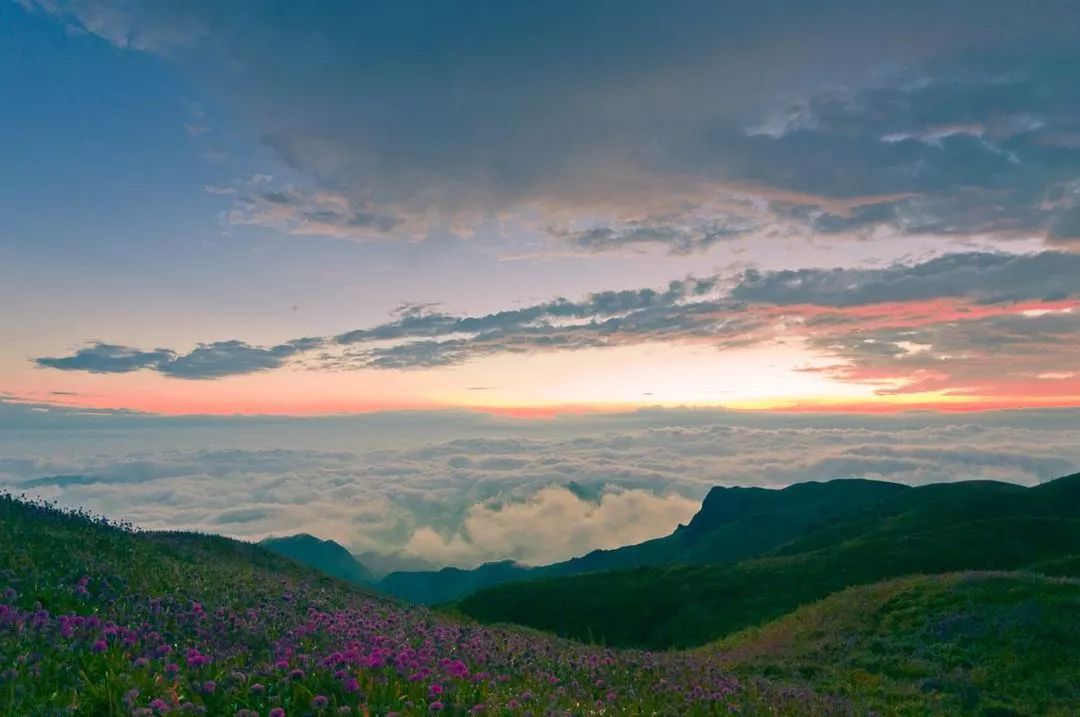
[379,560,531,605]
[353,550,441,577]
[260,533,374,586]
[456,472,1080,649]
[378,478,908,603]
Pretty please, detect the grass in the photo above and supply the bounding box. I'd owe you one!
[713,572,1080,716]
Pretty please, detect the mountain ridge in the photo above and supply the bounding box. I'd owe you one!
[260,532,376,586]
[455,472,1080,648]
[378,477,909,603]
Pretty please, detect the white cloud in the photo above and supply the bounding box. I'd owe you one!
[406,486,699,566]
[2,409,1078,568]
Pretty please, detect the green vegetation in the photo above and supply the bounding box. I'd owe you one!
[714,572,1080,716]
[380,478,909,603]
[457,473,1080,649]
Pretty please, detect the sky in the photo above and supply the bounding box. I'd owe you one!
[2,1,1079,568]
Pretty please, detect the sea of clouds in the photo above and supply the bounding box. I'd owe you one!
[2,405,1078,571]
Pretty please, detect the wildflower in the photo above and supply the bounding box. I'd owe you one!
[201,680,217,694]
[312,695,329,709]
[250,683,265,694]
[91,639,107,653]
[269,709,286,717]
[428,702,444,713]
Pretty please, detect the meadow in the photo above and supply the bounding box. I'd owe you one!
[0,493,838,716]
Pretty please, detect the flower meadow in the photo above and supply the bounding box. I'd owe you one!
[0,494,846,716]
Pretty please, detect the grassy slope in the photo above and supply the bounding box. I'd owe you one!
[457,474,1080,649]
[0,496,380,619]
[714,572,1080,716]
[1,494,840,716]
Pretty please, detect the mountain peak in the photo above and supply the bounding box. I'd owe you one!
[261,533,373,585]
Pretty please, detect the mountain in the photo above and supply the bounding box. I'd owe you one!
[260,533,375,586]
[718,571,1080,715]
[352,549,441,576]
[379,478,908,603]
[456,472,1080,649]
[380,560,532,605]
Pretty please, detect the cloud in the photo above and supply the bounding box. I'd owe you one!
[156,338,322,379]
[2,409,1078,567]
[19,1,1080,246]
[34,339,322,379]
[34,342,175,374]
[404,486,700,566]
[804,308,1080,397]
[1048,203,1080,248]
[33,251,1080,388]
[211,507,277,525]
[226,184,402,240]
[729,251,1080,306]
[547,211,755,255]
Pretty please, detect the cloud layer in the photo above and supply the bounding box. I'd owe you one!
[21,1,1080,247]
[36,339,320,379]
[3,408,1078,568]
[32,251,1080,402]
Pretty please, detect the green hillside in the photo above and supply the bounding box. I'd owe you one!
[0,493,837,715]
[457,473,1080,649]
[380,478,907,603]
[716,572,1080,716]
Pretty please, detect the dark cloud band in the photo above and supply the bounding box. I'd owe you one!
[21,1,1080,247]
[33,252,1080,383]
